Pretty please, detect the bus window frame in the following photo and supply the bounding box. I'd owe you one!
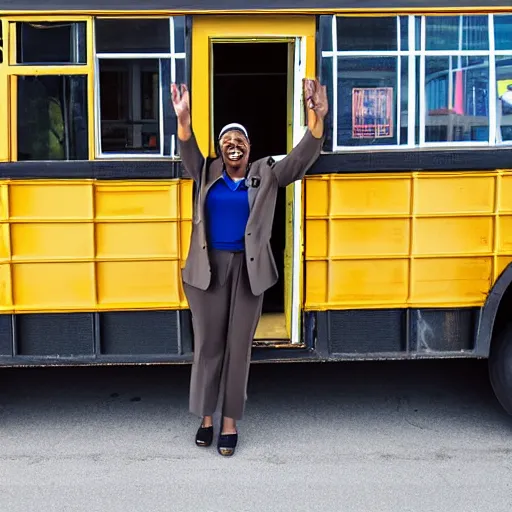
[5,15,94,162]
[94,16,186,160]
[0,18,8,162]
[321,12,512,153]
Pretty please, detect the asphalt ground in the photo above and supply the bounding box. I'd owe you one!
[0,358,510,511]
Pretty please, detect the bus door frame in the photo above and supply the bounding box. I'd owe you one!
[191,15,316,344]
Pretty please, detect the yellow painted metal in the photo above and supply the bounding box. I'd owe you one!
[0,172,511,313]
[0,179,193,313]
[304,170,512,311]
[5,15,92,22]
[192,15,315,339]
[7,64,88,76]
[0,19,8,162]
[7,65,88,76]
[191,15,316,157]
[8,21,15,65]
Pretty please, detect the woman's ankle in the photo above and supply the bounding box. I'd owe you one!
[221,417,237,434]
[202,416,213,428]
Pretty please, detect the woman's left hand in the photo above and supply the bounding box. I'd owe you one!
[304,78,328,139]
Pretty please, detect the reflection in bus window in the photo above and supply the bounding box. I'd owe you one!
[336,56,409,147]
[425,56,489,143]
[425,15,489,51]
[95,18,170,54]
[95,17,186,157]
[16,22,86,65]
[99,58,162,154]
[494,15,512,51]
[336,16,398,51]
[160,58,186,156]
[17,75,88,161]
[321,14,512,149]
[497,56,512,143]
[172,16,186,54]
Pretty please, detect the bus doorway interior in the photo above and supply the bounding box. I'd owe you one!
[212,41,291,342]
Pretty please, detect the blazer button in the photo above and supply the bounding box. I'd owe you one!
[247,233,251,236]
[250,257,254,261]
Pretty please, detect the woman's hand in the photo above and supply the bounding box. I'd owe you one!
[171,83,192,141]
[304,78,328,139]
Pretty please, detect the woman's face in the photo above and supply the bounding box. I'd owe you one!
[219,130,250,170]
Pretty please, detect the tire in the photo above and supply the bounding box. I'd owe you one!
[489,323,512,415]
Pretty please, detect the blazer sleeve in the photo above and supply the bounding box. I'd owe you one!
[178,134,205,184]
[270,129,324,188]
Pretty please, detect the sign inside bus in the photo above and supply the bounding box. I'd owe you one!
[1,0,511,10]
[352,87,393,139]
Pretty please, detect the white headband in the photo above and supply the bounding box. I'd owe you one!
[218,123,249,141]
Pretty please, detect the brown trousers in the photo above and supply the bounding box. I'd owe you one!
[183,250,263,420]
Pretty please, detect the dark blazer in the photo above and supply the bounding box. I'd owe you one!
[179,129,324,296]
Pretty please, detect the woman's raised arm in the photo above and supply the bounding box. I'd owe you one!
[171,83,204,183]
[271,78,328,188]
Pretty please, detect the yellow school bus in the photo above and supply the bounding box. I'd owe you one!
[1,2,512,413]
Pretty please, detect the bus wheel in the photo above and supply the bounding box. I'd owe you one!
[489,323,512,415]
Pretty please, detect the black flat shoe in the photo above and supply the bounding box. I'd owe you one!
[217,431,238,457]
[195,423,214,447]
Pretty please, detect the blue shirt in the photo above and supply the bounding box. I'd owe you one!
[205,171,250,251]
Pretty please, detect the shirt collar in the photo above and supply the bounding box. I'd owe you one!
[222,169,247,191]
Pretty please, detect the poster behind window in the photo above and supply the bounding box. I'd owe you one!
[352,87,393,139]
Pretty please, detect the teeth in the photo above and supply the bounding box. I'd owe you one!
[227,149,243,161]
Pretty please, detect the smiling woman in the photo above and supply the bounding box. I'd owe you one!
[205,125,251,252]
[171,80,327,456]
[218,124,250,171]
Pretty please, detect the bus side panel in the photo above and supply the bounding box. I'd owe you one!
[0,306,484,365]
[0,310,193,364]
[0,175,195,365]
[313,308,480,358]
[304,172,506,313]
[0,314,12,357]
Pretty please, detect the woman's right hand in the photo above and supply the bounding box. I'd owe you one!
[171,83,192,140]
[171,83,191,123]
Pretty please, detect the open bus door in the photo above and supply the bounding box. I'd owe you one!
[191,15,316,346]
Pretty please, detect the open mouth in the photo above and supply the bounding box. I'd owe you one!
[227,148,244,161]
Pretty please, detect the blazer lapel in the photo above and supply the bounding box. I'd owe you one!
[197,157,223,223]
[205,158,224,190]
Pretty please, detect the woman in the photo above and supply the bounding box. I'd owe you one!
[171,79,328,456]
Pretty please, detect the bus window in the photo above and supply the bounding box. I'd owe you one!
[95,17,186,158]
[17,75,89,161]
[16,22,87,65]
[320,14,512,151]
[98,58,161,154]
[495,16,512,143]
[95,18,170,54]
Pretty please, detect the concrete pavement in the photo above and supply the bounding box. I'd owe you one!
[0,359,510,511]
